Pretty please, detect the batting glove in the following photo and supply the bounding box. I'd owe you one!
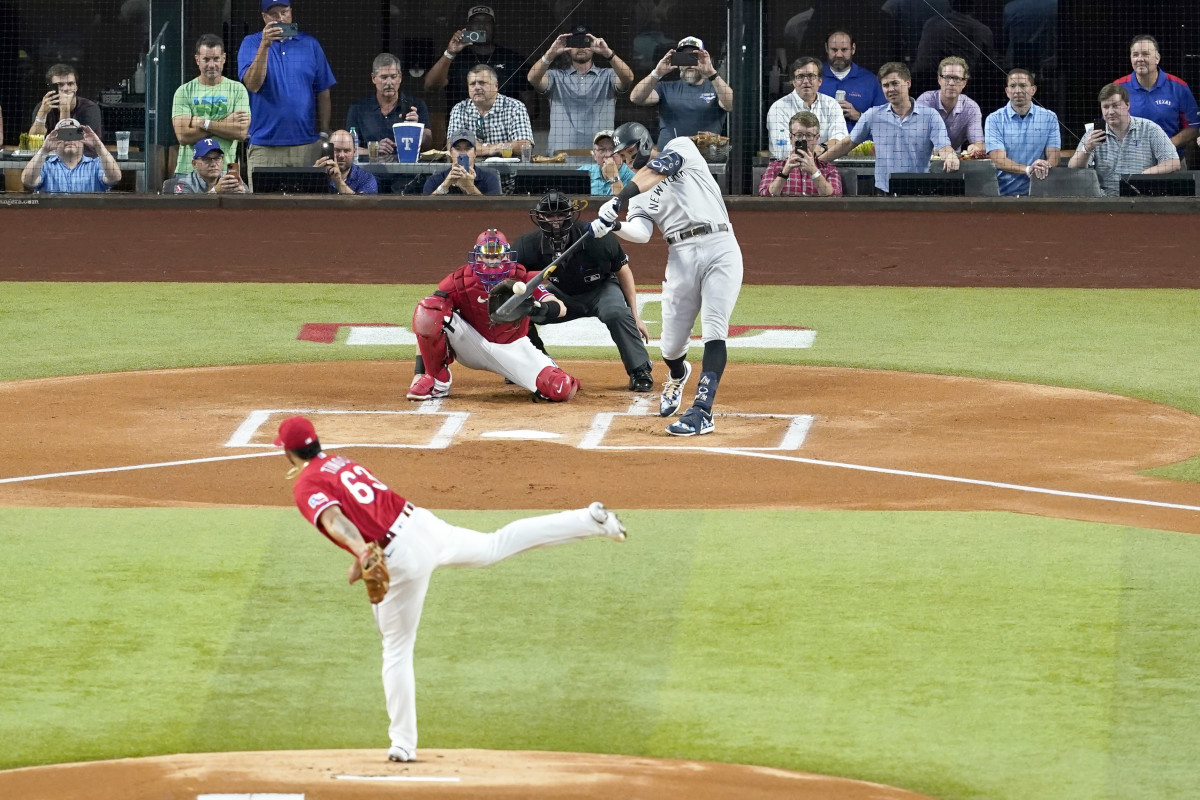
[589,218,613,238]
[598,197,622,224]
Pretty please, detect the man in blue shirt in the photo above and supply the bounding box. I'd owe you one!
[984,68,1061,196]
[629,36,732,150]
[821,62,958,193]
[346,52,431,160]
[238,0,336,181]
[423,130,502,195]
[316,129,378,194]
[21,119,121,193]
[818,30,885,135]
[1114,34,1200,157]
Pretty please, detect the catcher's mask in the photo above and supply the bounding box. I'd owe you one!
[611,121,654,169]
[529,190,580,248]
[469,228,516,291]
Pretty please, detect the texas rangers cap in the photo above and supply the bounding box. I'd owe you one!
[593,129,614,146]
[275,416,317,450]
[467,5,494,21]
[262,0,291,10]
[677,36,705,51]
[193,138,223,159]
[448,129,476,147]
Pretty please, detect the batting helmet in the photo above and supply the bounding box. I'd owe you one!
[611,122,654,169]
[529,190,580,247]
[468,228,516,291]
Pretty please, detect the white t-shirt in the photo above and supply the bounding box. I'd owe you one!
[626,137,730,238]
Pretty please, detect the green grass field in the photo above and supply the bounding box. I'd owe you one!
[2,282,1199,799]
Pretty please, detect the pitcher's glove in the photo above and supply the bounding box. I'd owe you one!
[360,542,390,604]
[488,278,534,324]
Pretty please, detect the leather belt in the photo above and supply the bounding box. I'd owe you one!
[664,222,730,245]
[378,502,415,549]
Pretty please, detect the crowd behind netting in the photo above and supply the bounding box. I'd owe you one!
[2,0,1197,198]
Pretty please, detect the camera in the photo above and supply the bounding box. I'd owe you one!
[671,50,699,67]
[462,29,488,44]
[794,138,808,154]
[57,127,83,141]
[566,33,590,48]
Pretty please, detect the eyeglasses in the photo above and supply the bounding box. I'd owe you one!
[593,146,614,154]
[793,130,820,140]
[939,75,966,83]
[793,73,820,82]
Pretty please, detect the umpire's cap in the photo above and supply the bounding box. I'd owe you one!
[611,122,653,168]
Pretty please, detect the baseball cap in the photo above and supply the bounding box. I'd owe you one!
[193,138,223,159]
[274,416,317,450]
[262,0,291,10]
[54,118,81,131]
[448,129,476,148]
[467,5,494,21]
[592,129,614,146]
[570,23,591,35]
[677,36,705,51]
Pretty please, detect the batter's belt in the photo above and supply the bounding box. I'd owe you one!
[664,222,731,245]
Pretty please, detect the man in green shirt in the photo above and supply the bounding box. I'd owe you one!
[171,33,251,174]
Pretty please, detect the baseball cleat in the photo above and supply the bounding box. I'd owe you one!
[658,361,692,416]
[628,367,654,392]
[388,745,416,762]
[666,406,714,437]
[588,501,627,541]
[407,369,451,401]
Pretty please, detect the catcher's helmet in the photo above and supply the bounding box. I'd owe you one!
[469,228,516,291]
[529,190,580,244]
[611,121,654,169]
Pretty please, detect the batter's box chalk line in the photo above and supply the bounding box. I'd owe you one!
[225,409,469,450]
[577,397,815,451]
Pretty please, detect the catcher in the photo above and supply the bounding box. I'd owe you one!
[408,228,581,402]
[275,415,627,764]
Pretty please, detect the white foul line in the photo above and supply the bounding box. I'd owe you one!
[0,451,282,485]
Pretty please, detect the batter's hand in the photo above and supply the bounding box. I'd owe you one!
[589,218,613,238]
[598,197,621,224]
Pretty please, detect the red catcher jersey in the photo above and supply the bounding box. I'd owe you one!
[292,453,410,553]
[437,263,552,344]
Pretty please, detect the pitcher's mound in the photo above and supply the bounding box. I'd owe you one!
[0,749,938,799]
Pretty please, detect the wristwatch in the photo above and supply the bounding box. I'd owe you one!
[203,118,211,132]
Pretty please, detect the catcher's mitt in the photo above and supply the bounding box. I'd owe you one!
[360,542,390,604]
[488,278,533,324]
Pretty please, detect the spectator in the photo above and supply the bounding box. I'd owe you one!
[578,129,636,195]
[446,64,533,158]
[1003,0,1055,71]
[162,138,248,194]
[915,56,985,156]
[984,68,1060,196]
[424,5,535,111]
[527,24,634,155]
[346,52,431,161]
[759,111,843,197]
[1114,34,1200,157]
[238,0,336,175]
[172,34,251,176]
[629,36,733,150]
[882,0,951,63]
[818,30,885,134]
[821,62,958,194]
[423,130,501,195]
[316,129,378,194]
[21,119,120,193]
[1068,83,1179,197]
[911,2,995,88]
[28,64,103,156]
[766,56,848,160]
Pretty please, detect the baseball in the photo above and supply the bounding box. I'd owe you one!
[512,281,526,295]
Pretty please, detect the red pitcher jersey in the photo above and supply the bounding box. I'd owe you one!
[292,453,411,552]
[437,263,552,344]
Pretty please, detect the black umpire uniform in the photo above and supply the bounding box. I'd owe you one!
[512,218,654,391]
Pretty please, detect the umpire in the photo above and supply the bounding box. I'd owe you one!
[513,191,654,391]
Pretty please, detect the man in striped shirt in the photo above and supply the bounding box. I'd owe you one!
[1068,83,1179,196]
[21,119,121,193]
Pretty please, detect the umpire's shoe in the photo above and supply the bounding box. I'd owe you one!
[658,361,692,416]
[629,365,654,392]
[666,406,713,437]
[388,745,416,762]
[407,369,451,401]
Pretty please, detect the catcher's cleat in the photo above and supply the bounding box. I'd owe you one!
[628,367,654,392]
[588,501,627,541]
[407,369,451,401]
[658,361,692,417]
[388,745,416,762]
[666,406,713,437]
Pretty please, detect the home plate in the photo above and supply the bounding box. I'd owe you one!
[480,429,562,440]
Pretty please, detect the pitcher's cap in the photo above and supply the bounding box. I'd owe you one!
[274,416,317,450]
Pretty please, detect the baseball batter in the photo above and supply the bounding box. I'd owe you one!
[592,121,743,436]
[408,229,581,402]
[275,415,627,763]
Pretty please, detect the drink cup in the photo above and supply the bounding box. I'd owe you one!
[519,142,531,162]
[835,90,846,102]
[115,131,130,160]
[367,140,379,162]
[500,145,513,158]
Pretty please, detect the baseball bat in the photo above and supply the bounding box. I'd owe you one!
[491,226,598,322]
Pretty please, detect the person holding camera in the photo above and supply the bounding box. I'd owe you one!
[758,112,842,197]
[162,138,248,194]
[422,130,501,195]
[527,24,634,155]
[765,57,847,161]
[1067,83,1178,197]
[29,64,103,156]
[21,119,120,193]
[315,129,378,194]
[629,36,732,150]
[446,64,533,159]
[425,5,534,111]
[238,0,336,178]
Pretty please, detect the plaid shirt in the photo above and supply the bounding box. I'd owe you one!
[447,94,533,147]
[757,158,843,196]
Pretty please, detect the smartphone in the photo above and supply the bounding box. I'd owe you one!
[276,22,298,38]
[456,153,471,169]
[57,127,83,141]
[226,163,240,174]
[671,50,699,67]
[566,33,590,48]
[1092,118,1107,140]
[461,29,487,44]
[319,139,334,159]
[794,138,808,154]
